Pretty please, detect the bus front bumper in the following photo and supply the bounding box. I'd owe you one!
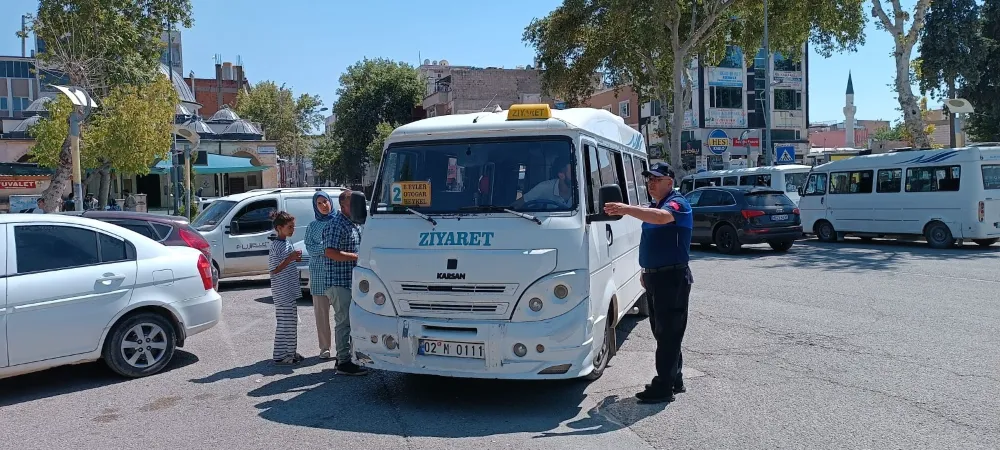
[349,297,596,379]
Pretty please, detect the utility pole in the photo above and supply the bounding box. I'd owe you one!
[763,0,773,166]
[21,15,27,57]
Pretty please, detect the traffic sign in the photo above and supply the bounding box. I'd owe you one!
[776,145,795,165]
[707,129,729,155]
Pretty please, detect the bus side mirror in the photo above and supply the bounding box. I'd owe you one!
[589,184,624,223]
[350,191,368,225]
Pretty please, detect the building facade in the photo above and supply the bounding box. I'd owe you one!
[0,56,42,120]
[420,60,550,117]
[184,60,250,118]
[584,85,640,130]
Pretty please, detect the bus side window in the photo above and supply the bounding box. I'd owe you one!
[803,173,828,195]
[680,178,693,194]
[723,176,738,186]
[622,153,640,205]
[632,157,650,202]
[584,145,602,214]
[606,148,630,204]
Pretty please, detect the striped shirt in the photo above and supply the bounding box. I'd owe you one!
[268,238,300,305]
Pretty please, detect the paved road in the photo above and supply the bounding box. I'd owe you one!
[1,239,998,449]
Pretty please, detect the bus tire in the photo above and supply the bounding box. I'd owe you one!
[972,238,998,247]
[584,307,616,381]
[925,221,956,249]
[815,220,837,243]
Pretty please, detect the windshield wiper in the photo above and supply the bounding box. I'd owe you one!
[458,205,541,225]
[405,207,437,226]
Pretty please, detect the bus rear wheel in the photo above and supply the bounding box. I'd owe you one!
[815,220,837,243]
[925,221,956,249]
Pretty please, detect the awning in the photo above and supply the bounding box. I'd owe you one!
[152,153,266,175]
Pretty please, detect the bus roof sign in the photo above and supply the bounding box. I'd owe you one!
[507,104,552,121]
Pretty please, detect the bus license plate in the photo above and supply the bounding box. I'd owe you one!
[771,214,789,221]
[418,339,485,359]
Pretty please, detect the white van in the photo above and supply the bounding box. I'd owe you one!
[798,147,1000,248]
[191,187,347,282]
[679,164,812,204]
[346,104,651,381]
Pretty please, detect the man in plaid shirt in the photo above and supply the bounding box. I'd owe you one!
[320,190,368,376]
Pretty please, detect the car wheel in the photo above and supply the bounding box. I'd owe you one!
[713,224,742,254]
[769,240,794,252]
[972,238,998,247]
[584,308,616,381]
[816,220,837,242]
[925,221,956,249]
[103,312,177,378]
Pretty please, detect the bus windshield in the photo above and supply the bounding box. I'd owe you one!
[374,138,578,214]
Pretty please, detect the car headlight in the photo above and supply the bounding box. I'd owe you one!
[511,270,588,322]
[352,267,396,317]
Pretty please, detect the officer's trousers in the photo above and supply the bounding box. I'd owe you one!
[642,264,692,389]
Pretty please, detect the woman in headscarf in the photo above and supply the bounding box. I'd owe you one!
[304,191,337,359]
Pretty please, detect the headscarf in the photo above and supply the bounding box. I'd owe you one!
[313,191,335,222]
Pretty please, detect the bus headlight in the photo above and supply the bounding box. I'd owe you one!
[511,270,588,322]
[352,267,397,317]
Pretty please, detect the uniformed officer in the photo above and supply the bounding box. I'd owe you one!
[603,162,693,404]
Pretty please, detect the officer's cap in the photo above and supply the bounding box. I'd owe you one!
[642,162,676,179]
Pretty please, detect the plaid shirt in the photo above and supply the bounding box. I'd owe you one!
[305,212,360,292]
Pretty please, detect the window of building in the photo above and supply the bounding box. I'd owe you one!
[710,86,743,109]
[773,89,802,111]
[830,170,874,194]
[12,97,30,112]
[876,169,903,193]
[0,98,7,110]
[618,100,630,118]
[906,165,961,192]
[602,105,612,112]
[773,52,802,72]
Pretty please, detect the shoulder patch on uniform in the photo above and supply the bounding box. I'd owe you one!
[667,200,682,211]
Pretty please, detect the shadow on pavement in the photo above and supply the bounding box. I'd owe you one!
[0,350,199,407]
[692,237,998,272]
[252,295,313,306]
[188,356,329,384]
[217,278,270,293]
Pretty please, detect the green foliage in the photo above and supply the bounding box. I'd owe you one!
[524,0,866,174]
[234,81,324,158]
[331,58,422,183]
[366,122,396,167]
[872,97,937,145]
[86,77,178,175]
[917,0,983,99]
[30,0,193,90]
[962,0,1000,141]
[27,96,73,166]
[310,135,346,184]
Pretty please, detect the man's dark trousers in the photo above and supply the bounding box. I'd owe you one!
[643,265,692,390]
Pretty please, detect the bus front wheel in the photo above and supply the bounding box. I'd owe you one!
[815,220,837,243]
[585,307,616,381]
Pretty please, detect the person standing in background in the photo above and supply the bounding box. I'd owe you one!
[603,162,693,404]
[304,191,337,360]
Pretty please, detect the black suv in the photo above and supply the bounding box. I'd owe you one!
[686,186,802,254]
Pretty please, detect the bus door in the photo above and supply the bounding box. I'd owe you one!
[799,172,829,233]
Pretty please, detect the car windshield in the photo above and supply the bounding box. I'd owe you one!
[373,138,577,214]
[744,192,796,207]
[784,172,808,192]
[191,200,237,231]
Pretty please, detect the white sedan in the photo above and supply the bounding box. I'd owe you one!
[0,213,222,380]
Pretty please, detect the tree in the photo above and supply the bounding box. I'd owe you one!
[962,0,1000,141]
[917,0,983,100]
[871,96,938,146]
[331,58,423,183]
[25,0,193,211]
[366,122,396,167]
[234,81,324,160]
[310,135,345,184]
[29,77,178,207]
[525,0,866,178]
[872,0,933,149]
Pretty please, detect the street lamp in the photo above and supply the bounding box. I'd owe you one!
[52,85,98,212]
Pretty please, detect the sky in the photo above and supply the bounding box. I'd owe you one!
[0,0,933,126]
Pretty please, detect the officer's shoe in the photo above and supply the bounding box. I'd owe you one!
[635,385,676,404]
[644,381,686,394]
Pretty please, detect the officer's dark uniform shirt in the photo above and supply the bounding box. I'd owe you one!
[638,190,693,269]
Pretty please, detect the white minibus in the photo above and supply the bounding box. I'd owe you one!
[346,104,651,380]
[679,164,811,204]
[798,147,1000,248]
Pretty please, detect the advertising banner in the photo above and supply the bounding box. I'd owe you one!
[704,109,747,128]
[707,68,744,87]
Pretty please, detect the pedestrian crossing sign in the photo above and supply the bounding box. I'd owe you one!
[776,145,795,165]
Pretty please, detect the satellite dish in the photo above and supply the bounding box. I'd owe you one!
[440,60,449,66]
[945,98,974,114]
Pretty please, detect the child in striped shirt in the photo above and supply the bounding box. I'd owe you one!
[269,211,304,365]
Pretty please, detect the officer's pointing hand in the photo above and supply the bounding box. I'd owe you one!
[603,202,629,216]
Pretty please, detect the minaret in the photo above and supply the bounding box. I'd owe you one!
[843,71,857,148]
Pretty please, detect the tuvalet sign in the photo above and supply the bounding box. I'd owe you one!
[0,179,38,189]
